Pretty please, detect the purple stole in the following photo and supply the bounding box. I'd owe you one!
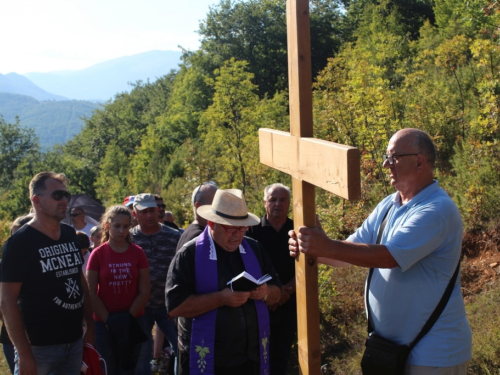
[190,226,270,375]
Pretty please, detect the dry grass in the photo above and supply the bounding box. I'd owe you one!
[0,346,10,374]
[466,284,500,374]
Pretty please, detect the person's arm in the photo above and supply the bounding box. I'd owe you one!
[0,282,37,375]
[169,288,251,318]
[288,226,398,269]
[81,271,95,345]
[87,270,110,322]
[277,277,296,307]
[129,268,150,317]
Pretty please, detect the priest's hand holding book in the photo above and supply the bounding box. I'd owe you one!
[219,288,251,307]
[226,271,273,303]
[219,285,268,307]
[249,284,267,302]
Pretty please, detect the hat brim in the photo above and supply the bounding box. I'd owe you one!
[134,202,158,210]
[197,206,260,227]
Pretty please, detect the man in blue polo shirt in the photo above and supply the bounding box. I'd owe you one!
[289,128,471,374]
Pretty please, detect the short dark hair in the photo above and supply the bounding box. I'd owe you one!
[90,225,101,236]
[75,231,90,249]
[410,130,436,167]
[10,213,34,234]
[154,194,163,201]
[29,172,69,198]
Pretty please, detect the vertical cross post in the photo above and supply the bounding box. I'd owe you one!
[287,0,321,374]
[258,0,361,373]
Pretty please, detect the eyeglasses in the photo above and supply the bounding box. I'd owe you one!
[382,154,419,166]
[219,224,248,233]
[157,204,166,209]
[37,190,71,201]
[193,181,218,204]
[70,213,82,217]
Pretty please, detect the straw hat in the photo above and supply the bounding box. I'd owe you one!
[197,189,260,227]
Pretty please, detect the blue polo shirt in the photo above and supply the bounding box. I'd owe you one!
[347,181,471,367]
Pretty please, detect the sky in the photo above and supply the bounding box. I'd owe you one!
[0,0,218,74]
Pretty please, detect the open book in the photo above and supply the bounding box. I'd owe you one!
[227,271,272,292]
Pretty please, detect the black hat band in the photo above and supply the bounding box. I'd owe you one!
[211,209,248,220]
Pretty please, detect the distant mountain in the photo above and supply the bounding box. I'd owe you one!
[0,72,67,101]
[0,92,100,149]
[25,50,182,101]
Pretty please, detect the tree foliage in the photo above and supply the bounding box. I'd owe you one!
[197,0,344,97]
[0,117,41,219]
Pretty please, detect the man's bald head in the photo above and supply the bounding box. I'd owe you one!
[192,182,219,225]
[392,128,436,168]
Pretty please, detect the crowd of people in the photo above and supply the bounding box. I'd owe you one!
[0,128,472,375]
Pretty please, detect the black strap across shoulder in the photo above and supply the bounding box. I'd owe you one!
[366,205,461,350]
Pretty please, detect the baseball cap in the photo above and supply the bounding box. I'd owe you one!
[123,196,135,207]
[133,194,158,210]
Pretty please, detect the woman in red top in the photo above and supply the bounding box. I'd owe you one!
[87,205,150,375]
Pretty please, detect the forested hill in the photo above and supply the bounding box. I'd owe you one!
[0,93,100,149]
[1,0,500,251]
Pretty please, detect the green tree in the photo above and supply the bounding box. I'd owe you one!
[154,64,212,150]
[128,126,169,195]
[63,75,176,198]
[197,0,343,97]
[94,141,132,205]
[0,117,41,218]
[342,0,435,42]
[0,116,40,186]
[200,59,260,193]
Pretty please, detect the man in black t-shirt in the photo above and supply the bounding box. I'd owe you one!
[247,183,296,375]
[0,171,94,375]
[166,189,281,375]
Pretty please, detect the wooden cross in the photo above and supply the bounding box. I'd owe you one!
[258,0,361,373]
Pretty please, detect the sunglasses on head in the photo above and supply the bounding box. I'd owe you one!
[38,190,71,201]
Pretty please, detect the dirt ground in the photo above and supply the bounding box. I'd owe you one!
[461,224,500,300]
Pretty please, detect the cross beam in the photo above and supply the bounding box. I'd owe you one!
[258,0,361,373]
[259,130,361,201]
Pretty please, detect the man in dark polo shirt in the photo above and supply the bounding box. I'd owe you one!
[247,183,296,375]
[166,189,281,375]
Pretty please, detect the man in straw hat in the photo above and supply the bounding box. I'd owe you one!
[166,189,281,375]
